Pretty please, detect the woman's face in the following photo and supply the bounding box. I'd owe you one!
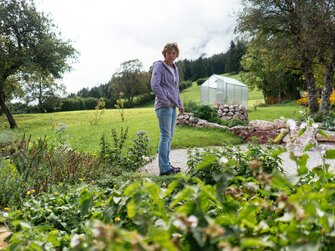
[165,48,178,64]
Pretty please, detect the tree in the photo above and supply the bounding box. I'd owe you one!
[237,0,328,114]
[240,34,303,102]
[0,0,77,128]
[225,40,247,73]
[22,73,65,112]
[108,59,149,106]
[315,1,335,114]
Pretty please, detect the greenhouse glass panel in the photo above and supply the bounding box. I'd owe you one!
[234,86,242,105]
[200,74,248,108]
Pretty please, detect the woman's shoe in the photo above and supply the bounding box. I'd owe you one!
[160,168,181,176]
[171,165,181,172]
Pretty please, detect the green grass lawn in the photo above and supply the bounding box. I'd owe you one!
[1,108,242,153]
[1,73,304,152]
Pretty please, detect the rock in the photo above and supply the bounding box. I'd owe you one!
[249,120,274,131]
[286,125,318,152]
[206,122,228,130]
[0,225,11,250]
[246,129,281,144]
[274,119,287,129]
[189,116,198,123]
[229,126,255,140]
[316,130,335,142]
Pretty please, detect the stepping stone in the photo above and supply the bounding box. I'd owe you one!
[0,225,11,250]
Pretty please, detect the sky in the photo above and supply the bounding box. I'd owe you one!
[36,0,242,94]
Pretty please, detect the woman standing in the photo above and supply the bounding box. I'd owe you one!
[151,42,184,176]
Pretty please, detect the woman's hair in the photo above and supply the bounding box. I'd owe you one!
[162,42,179,58]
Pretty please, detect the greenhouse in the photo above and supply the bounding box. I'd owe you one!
[200,74,248,108]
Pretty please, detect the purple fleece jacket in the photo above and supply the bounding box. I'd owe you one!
[151,60,183,110]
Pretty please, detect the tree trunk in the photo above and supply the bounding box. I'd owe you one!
[39,83,43,112]
[319,61,334,114]
[0,89,17,128]
[302,61,319,114]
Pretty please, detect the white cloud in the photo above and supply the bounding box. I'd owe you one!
[36,0,242,93]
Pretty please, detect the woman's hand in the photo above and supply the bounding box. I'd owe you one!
[178,107,184,116]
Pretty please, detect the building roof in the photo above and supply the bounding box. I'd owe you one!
[201,74,247,88]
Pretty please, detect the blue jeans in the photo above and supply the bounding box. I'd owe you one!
[155,107,176,174]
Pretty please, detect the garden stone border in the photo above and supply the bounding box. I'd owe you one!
[177,114,335,147]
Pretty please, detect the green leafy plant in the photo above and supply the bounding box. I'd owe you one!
[0,129,17,156]
[187,144,285,184]
[0,159,24,207]
[193,105,219,123]
[183,100,200,113]
[6,185,107,249]
[319,112,335,131]
[99,128,154,173]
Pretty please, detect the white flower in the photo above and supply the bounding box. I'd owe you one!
[142,155,150,162]
[173,219,187,230]
[70,234,80,248]
[92,228,101,237]
[188,215,198,228]
[312,123,319,128]
[219,157,228,165]
[3,212,8,218]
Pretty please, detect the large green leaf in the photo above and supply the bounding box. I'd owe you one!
[241,238,274,248]
[195,154,217,170]
[325,149,335,159]
[297,127,306,137]
[164,180,179,198]
[317,129,329,138]
[124,181,140,196]
[79,189,93,216]
[127,199,136,218]
[297,154,309,175]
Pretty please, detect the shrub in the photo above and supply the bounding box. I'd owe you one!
[319,112,335,131]
[99,128,154,173]
[193,105,219,123]
[62,97,86,111]
[183,100,200,113]
[84,97,99,110]
[0,159,24,206]
[196,78,207,86]
[179,80,192,91]
[0,130,17,156]
[186,144,285,184]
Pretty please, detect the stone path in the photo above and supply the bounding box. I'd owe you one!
[141,144,335,177]
[0,225,11,250]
